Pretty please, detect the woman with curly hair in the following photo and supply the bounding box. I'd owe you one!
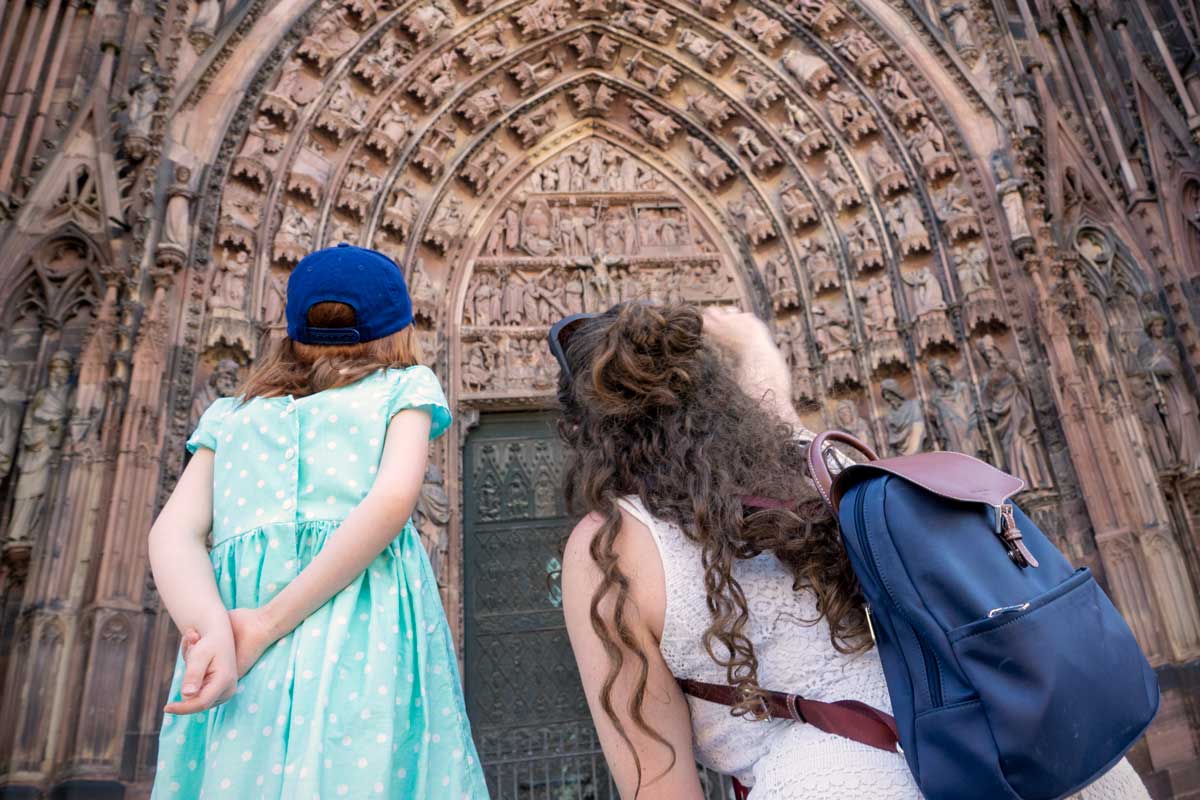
[550,302,1148,799]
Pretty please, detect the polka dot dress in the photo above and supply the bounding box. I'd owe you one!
[151,366,488,799]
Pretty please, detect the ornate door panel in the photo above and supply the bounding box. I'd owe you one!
[463,413,734,799]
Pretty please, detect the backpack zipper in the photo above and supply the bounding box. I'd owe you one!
[855,485,943,707]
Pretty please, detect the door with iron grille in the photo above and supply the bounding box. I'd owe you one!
[463,413,736,799]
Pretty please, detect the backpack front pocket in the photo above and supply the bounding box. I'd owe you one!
[948,568,1158,800]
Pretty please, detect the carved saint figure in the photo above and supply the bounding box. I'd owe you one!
[161,165,194,257]
[191,359,240,430]
[413,463,451,580]
[0,359,27,481]
[902,268,948,316]
[8,351,74,547]
[812,301,853,353]
[1137,313,1200,469]
[211,250,251,314]
[977,335,1053,489]
[127,62,160,139]
[190,0,221,46]
[928,359,981,455]
[834,399,874,448]
[857,277,897,335]
[880,378,925,456]
[956,245,992,295]
[992,154,1034,243]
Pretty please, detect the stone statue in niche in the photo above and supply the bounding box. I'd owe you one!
[570,32,621,68]
[818,152,862,210]
[463,337,500,392]
[7,351,73,549]
[158,165,195,269]
[424,197,465,253]
[877,68,923,126]
[866,140,908,197]
[458,20,511,69]
[936,182,982,241]
[210,249,251,315]
[833,27,886,77]
[0,359,27,482]
[764,253,800,309]
[886,194,931,255]
[513,0,572,37]
[779,178,818,230]
[847,214,884,273]
[909,117,956,180]
[781,48,834,93]
[623,50,680,95]
[729,191,775,246]
[461,141,509,194]
[366,101,415,159]
[262,268,288,325]
[126,61,160,148]
[902,267,948,316]
[857,277,898,335]
[599,208,638,255]
[977,335,1054,489]
[297,10,361,72]
[261,59,322,123]
[231,114,285,189]
[881,378,926,456]
[734,8,787,50]
[678,28,733,72]
[937,1,979,64]
[468,272,501,325]
[411,52,459,108]
[510,49,566,94]
[780,100,829,157]
[687,137,733,190]
[685,91,734,129]
[615,0,674,42]
[459,86,506,130]
[190,359,240,429]
[382,181,420,240]
[733,65,784,110]
[954,244,992,296]
[569,82,617,116]
[403,0,455,47]
[408,259,439,321]
[775,315,807,369]
[189,0,221,50]
[992,153,1034,253]
[354,33,413,91]
[1136,313,1200,470]
[812,299,853,353]
[413,118,458,178]
[928,359,982,455]
[733,127,782,174]
[412,463,451,582]
[512,101,559,147]
[318,83,370,141]
[519,198,558,257]
[785,0,844,33]
[802,236,840,293]
[834,399,874,447]
[630,100,679,148]
[1004,76,1040,142]
[824,85,876,140]
[337,157,381,220]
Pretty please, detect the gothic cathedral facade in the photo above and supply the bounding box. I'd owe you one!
[1,0,1200,797]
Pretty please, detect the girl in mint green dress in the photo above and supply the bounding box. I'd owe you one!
[148,244,487,799]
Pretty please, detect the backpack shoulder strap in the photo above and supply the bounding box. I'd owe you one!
[678,678,900,754]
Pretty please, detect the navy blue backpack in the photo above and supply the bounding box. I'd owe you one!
[683,431,1159,800]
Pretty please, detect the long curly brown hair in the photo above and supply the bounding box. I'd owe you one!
[555,303,869,791]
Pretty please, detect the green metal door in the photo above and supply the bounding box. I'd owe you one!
[462,412,735,799]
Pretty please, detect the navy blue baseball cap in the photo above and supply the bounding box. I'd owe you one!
[287,243,413,345]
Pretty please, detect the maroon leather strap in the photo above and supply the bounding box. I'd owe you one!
[678,678,900,754]
[806,431,880,512]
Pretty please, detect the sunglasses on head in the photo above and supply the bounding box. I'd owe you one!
[548,312,598,381]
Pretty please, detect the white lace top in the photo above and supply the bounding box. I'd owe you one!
[617,480,1150,797]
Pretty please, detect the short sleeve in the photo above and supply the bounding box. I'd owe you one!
[186,398,233,454]
[388,365,452,440]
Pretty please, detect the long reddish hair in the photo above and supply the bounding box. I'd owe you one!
[240,301,422,399]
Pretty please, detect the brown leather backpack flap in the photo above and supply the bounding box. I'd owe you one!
[830,451,1025,511]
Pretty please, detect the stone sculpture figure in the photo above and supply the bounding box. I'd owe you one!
[630,100,679,147]
[1137,313,1200,469]
[684,91,734,129]
[413,463,451,580]
[678,28,732,71]
[0,359,27,481]
[866,140,907,196]
[956,245,992,295]
[779,178,817,230]
[623,49,679,94]
[878,68,922,125]
[910,116,956,179]
[780,99,828,157]
[616,0,674,41]
[733,65,783,110]
[781,48,834,91]
[857,277,897,335]
[404,0,455,46]
[881,378,925,456]
[210,250,251,314]
[818,152,861,209]
[190,0,221,48]
[992,153,1034,248]
[729,192,774,245]
[734,8,787,50]
[688,137,732,189]
[383,182,420,240]
[733,126,780,173]
[127,62,160,141]
[902,267,948,316]
[977,335,1053,489]
[824,85,875,139]
[7,351,74,548]
[812,301,853,353]
[938,0,979,62]
[458,20,510,68]
[190,359,240,429]
[834,399,874,448]
[159,166,195,266]
[928,359,981,455]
